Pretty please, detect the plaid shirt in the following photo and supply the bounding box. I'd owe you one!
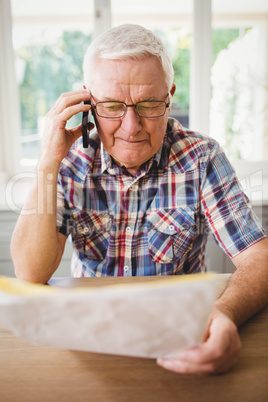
[57,118,266,277]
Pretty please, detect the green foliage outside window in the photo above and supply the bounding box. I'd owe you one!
[172,35,190,114]
[18,31,91,135]
[212,29,240,62]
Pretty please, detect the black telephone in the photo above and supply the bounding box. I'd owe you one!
[82,100,91,148]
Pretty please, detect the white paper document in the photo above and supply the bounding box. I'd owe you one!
[0,274,218,358]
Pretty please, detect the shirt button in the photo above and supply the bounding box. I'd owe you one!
[126,226,132,234]
[83,227,89,234]
[169,224,175,231]
[124,266,129,273]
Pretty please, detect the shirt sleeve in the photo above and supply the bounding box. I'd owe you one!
[56,173,74,237]
[200,142,266,258]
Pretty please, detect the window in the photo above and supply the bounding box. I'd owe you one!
[210,4,268,162]
[11,0,94,163]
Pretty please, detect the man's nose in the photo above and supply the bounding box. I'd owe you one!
[120,106,142,135]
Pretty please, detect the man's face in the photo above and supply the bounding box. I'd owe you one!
[89,56,175,175]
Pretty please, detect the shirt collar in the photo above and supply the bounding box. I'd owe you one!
[100,142,113,174]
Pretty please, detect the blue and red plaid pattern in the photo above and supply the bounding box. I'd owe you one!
[57,118,266,277]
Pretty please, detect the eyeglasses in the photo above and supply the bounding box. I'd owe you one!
[91,96,170,119]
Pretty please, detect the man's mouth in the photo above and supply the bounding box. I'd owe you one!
[116,138,146,144]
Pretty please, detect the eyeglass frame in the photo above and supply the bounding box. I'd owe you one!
[90,94,170,119]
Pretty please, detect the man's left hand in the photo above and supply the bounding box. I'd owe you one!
[156,311,241,375]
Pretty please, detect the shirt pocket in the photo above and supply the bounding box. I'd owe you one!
[72,211,112,260]
[147,207,196,264]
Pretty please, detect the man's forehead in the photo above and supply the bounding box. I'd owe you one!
[89,57,167,99]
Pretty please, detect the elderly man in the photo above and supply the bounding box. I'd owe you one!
[11,24,267,375]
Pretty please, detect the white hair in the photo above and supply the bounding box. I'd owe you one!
[83,24,174,91]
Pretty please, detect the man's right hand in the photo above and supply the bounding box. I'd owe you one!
[39,89,93,165]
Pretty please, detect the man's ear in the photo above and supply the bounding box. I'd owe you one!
[170,83,176,97]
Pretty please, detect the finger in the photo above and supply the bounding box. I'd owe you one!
[157,357,214,375]
[51,90,90,113]
[157,356,237,375]
[54,93,91,115]
[173,343,226,366]
[50,90,86,111]
[69,122,95,137]
[57,103,92,126]
[178,338,228,364]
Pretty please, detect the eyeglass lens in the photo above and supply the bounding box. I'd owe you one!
[95,101,167,118]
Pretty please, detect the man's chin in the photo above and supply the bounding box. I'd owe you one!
[112,151,150,171]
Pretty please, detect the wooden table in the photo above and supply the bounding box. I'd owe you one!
[0,275,267,402]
